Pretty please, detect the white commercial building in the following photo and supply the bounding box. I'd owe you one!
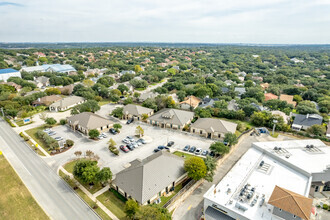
[204,139,329,220]
[0,68,21,82]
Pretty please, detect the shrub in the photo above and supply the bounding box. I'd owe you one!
[45,117,57,126]
[66,139,74,147]
[60,119,67,125]
[323,204,329,210]
[91,202,98,209]
[5,118,16,127]
[19,132,30,141]
[109,146,119,155]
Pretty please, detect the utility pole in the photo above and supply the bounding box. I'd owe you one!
[272,120,278,136]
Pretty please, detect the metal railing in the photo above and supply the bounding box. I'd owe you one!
[163,179,196,208]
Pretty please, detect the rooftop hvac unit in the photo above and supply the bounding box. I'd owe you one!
[259,161,264,167]
[235,202,248,212]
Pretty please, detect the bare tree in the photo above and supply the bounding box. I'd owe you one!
[74,151,82,158]
[85,150,94,158]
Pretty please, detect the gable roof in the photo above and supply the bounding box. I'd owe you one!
[279,94,297,106]
[191,118,237,134]
[292,114,322,127]
[32,95,62,106]
[139,92,158,101]
[67,112,112,130]
[268,185,312,220]
[234,87,246,95]
[264,93,278,101]
[0,68,19,74]
[113,151,185,204]
[148,108,194,126]
[179,95,201,108]
[50,95,85,109]
[35,76,49,84]
[123,104,153,116]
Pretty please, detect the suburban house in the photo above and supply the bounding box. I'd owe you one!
[264,93,278,101]
[21,64,76,74]
[67,112,113,135]
[292,114,323,131]
[49,95,85,112]
[227,99,239,111]
[32,95,62,107]
[112,151,186,205]
[251,102,265,111]
[119,70,135,76]
[147,108,194,130]
[138,92,159,102]
[234,87,246,97]
[271,110,289,124]
[179,95,201,110]
[199,96,219,108]
[35,76,50,88]
[279,94,297,106]
[57,84,74,95]
[221,87,229,94]
[0,81,22,91]
[0,68,21,82]
[190,118,237,139]
[260,82,270,90]
[122,104,154,120]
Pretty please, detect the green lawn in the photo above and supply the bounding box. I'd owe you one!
[173,151,197,160]
[63,159,104,194]
[0,155,49,220]
[97,189,127,220]
[98,99,111,106]
[25,125,52,153]
[59,170,112,220]
[26,139,46,156]
[15,119,33,127]
[159,183,183,207]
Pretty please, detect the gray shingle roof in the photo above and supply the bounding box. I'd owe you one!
[67,112,112,130]
[292,114,322,127]
[148,108,194,126]
[123,104,153,116]
[50,95,85,109]
[113,151,185,204]
[191,118,237,134]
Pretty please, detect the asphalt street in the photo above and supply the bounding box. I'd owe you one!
[0,118,100,220]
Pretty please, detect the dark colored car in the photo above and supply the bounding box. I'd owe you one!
[154,148,160,153]
[126,118,134,124]
[120,145,129,153]
[209,151,216,157]
[158,145,166,150]
[109,128,117,135]
[183,145,190,151]
[126,144,134,151]
[167,141,175,147]
[189,146,196,153]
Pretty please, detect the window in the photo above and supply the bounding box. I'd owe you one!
[293,215,296,218]
[218,134,221,138]
[200,130,202,134]
[101,127,103,130]
[279,208,282,212]
[193,129,195,133]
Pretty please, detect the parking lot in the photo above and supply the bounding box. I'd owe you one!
[45,121,214,174]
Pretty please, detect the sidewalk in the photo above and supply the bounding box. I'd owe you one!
[59,167,119,220]
[22,131,51,158]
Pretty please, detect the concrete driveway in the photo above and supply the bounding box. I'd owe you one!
[96,103,124,119]
[44,121,214,175]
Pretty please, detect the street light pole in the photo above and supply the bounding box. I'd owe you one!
[272,120,278,136]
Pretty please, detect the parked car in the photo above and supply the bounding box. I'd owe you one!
[183,145,190,151]
[132,142,139,148]
[122,139,129,144]
[209,151,216,157]
[167,141,175,147]
[195,148,202,155]
[136,141,142,146]
[138,139,146,144]
[158,145,166,150]
[100,133,107,138]
[109,128,117,135]
[154,148,160,153]
[48,131,56,136]
[126,144,134,151]
[98,135,104,139]
[189,146,196,153]
[43,128,51,133]
[54,137,63,141]
[126,118,134,124]
[202,150,209,156]
[120,145,129,153]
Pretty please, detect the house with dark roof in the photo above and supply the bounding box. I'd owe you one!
[268,186,313,220]
[0,68,21,82]
[190,118,237,139]
[199,96,219,108]
[112,151,186,205]
[147,108,194,130]
[292,114,323,131]
[123,104,154,120]
[67,112,113,135]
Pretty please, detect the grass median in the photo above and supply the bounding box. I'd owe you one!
[97,189,127,220]
[0,155,49,220]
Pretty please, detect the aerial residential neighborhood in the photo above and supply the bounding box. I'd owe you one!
[0,1,330,220]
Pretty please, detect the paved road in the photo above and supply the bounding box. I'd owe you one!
[172,134,294,220]
[0,118,100,220]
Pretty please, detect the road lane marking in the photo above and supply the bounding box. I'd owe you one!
[187,205,192,210]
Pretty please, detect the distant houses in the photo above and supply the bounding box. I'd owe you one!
[49,96,85,112]
[0,68,21,82]
[291,114,323,131]
[279,94,296,106]
[179,95,201,110]
[21,64,76,74]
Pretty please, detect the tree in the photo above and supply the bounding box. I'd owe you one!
[66,139,74,147]
[73,159,100,184]
[124,199,140,219]
[96,167,112,185]
[184,157,207,181]
[71,100,100,115]
[111,107,124,118]
[74,151,82,157]
[117,84,129,94]
[244,80,254,87]
[210,142,230,156]
[204,156,216,182]
[89,129,100,139]
[141,113,149,121]
[45,88,61,95]
[135,204,171,220]
[134,65,142,73]
[113,123,122,132]
[135,126,144,137]
[60,119,67,125]
[108,138,116,148]
[224,132,238,146]
[45,117,57,125]
[296,100,318,114]
[306,125,326,136]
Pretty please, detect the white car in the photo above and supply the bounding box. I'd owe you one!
[54,137,63,141]
[195,148,202,155]
[101,133,107,138]
[43,128,51,133]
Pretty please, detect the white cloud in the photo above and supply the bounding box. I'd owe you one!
[0,0,329,43]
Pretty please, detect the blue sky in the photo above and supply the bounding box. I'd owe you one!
[1,0,330,44]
